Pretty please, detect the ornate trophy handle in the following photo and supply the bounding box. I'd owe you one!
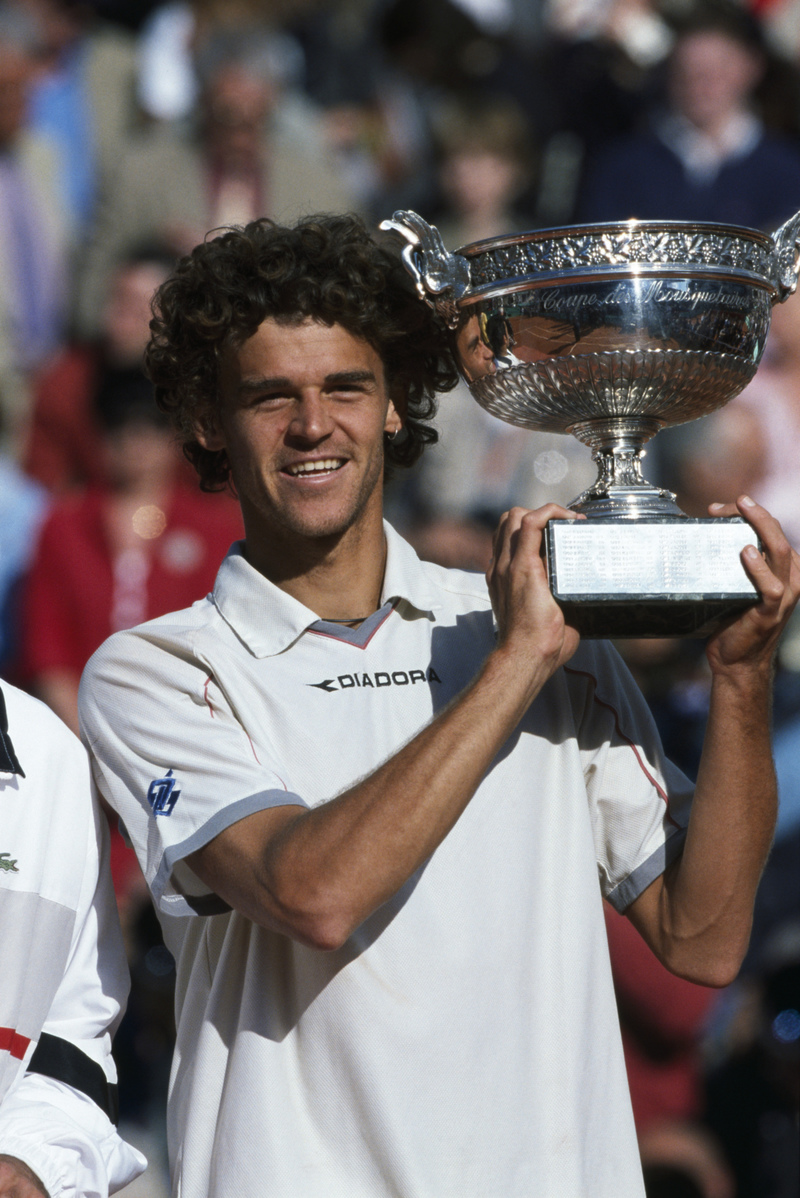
[379,210,471,329]
[768,208,800,302]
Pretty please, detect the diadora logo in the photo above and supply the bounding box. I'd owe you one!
[309,667,442,694]
[147,769,182,817]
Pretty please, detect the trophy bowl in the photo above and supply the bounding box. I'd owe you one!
[382,209,800,637]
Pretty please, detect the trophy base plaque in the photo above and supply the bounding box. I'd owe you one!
[545,517,759,639]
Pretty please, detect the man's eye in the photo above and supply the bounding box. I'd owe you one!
[330,385,365,399]
[254,393,288,405]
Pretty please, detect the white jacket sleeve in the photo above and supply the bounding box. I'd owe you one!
[0,1074,145,1197]
[0,686,146,1195]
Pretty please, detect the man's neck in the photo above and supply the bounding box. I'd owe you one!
[244,518,388,623]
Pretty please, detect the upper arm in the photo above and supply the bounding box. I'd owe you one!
[80,633,307,922]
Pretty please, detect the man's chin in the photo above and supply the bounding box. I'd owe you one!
[273,504,370,545]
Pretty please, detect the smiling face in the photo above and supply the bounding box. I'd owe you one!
[200,317,403,569]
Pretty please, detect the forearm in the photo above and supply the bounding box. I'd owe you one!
[627,497,799,985]
[647,665,776,984]
[198,642,554,949]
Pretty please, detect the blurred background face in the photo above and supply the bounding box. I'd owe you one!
[440,150,524,217]
[668,30,762,130]
[102,261,171,366]
[102,421,176,493]
[203,66,275,169]
[14,0,84,56]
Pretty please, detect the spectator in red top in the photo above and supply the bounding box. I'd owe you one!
[20,368,242,736]
[604,903,717,1132]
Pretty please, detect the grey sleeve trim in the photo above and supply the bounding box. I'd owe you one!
[152,788,307,918]
[606,827,687,913]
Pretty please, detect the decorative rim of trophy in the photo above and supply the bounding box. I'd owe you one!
[455,219,781,294]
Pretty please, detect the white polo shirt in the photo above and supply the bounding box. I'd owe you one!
[80,523,693,1198]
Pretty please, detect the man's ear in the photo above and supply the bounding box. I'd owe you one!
[193,413,226,452]
[384,387,407,435]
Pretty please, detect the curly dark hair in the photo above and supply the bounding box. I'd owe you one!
[145,213,459,491]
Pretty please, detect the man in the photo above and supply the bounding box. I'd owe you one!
[79,213,799,1198]
[0,682,145,1196]
[577,8,800,229]
[74,30,360,339]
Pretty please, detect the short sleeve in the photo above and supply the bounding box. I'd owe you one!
[564,642,694,912]
[79,627,307,918]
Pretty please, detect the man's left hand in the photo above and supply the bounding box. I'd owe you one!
[706,495,800,677]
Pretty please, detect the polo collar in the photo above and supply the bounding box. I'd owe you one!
[211,523,441,659]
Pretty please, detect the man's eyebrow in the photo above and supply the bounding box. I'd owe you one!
[325,370,379,387]
[237,370,379,396]
[237,375,290,396]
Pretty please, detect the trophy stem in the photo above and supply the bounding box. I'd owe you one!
[567,417,684,519]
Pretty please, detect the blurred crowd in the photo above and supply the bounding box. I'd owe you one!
[0,0,798,1194]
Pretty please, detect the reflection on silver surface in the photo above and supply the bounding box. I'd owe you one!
[382,211,800,520]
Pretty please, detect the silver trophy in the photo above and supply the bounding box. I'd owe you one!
[382,208,800,637]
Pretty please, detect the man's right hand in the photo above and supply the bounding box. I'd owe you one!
[487,504,582,679]
[0,1157,49,1198]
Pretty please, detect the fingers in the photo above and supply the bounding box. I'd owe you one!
[709,496,799,600]
[487,505,584,663]
[709,495,785,555]
[488,504,580,581]
[740,542,787,610]
[706,497,800,673]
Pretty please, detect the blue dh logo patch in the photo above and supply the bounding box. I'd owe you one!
[147,769,182,817]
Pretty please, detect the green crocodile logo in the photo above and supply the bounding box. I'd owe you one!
[0,852,18,872]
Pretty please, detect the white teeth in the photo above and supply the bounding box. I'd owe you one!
[286,459,343,476]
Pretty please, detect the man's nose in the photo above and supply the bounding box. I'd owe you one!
[288,393,334,441]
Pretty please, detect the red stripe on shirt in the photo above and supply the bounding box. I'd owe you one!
[204,674,260,763]
[246,733,261,764]
[563,664,680,826]
[0,1027,31,1059]
[203,676,215,718]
